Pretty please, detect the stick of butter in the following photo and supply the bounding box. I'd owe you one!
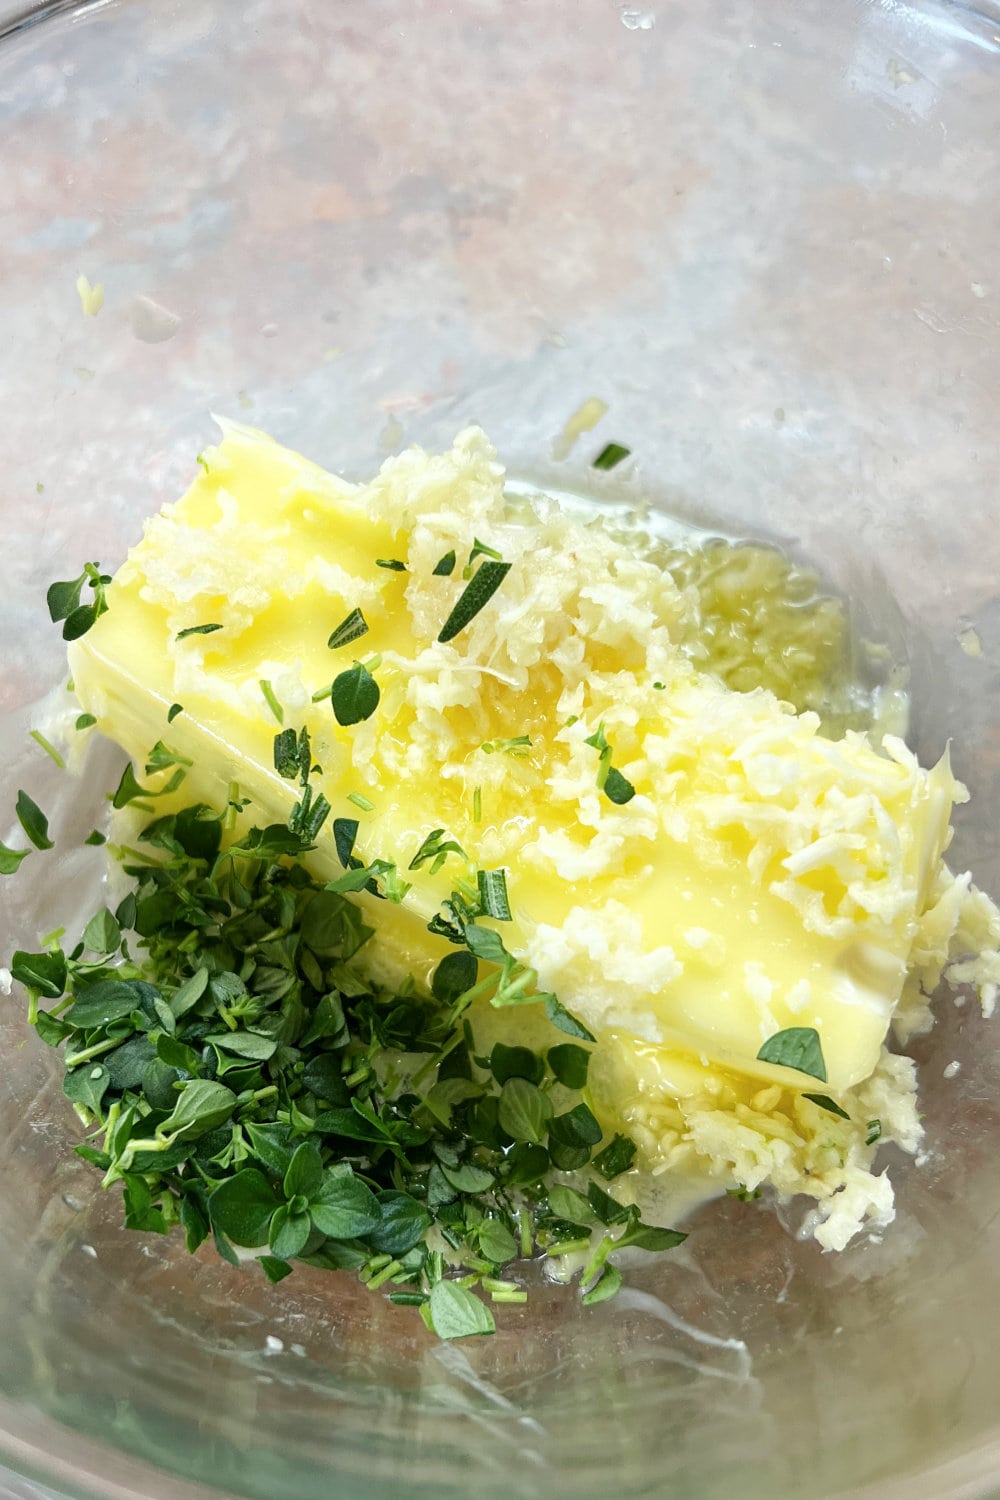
[68,422,965,1105]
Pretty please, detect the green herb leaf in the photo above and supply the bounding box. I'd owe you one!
[593,442,630,471]
[269,1205,312,1260]
[0,841,30,875]
[866,1119,882,1146]
[480,735,532,757]
[15,790,53,850]
[46,572,86,622]
[437,560,512,644]
[548,1184,595,1226]
[208,1169,281,1247]
[476,868,511,922]
[282,1141,324,1201]
[84,830,107,846]
[260,1256,293,1284]
[757,1027,827,1084]
[803,1093,851,1121]
[167,703,184,724]
[433,550,456,577]
[366,1191,431,1256]
[427,1280,495,1340]
[544,995,596,1043]
[328,607,369,650]
[409,828,466,874]
[63,1063,111,1116]
[273,728,300,779]
[157,1080,238,1141]
[331,663,380,727]
[111,764,150,810]
[547,1043,590,1089]
[12,948,66,999]
[309,1168,382,1240]
[582,1264,623,1305]
[497,1077,552,1144]
[464,924,509,965]
[618,1221,687,1253]
[603,766,636,805]
[591,1133,637,1180]
[76,713,97,731]
[176,623,223,640]
[489,1043,544,1086]
[478,1218,518,1265]
[431,950,478,1005]
[375,558,407,571]
[82,907,121,955]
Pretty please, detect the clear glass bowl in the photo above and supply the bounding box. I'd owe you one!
[3,2,1000,1497]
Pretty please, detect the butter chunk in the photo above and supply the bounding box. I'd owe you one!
[69,421,986,1108]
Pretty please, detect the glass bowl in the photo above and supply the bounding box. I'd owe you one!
[3,1,1000,1497]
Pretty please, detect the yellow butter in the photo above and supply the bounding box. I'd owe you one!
[69,422,964,1103]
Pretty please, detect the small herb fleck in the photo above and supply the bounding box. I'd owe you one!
[259,680,284,725]
[167,703,184,724]
[409,829,466,875]
[477,868,511,922]
[176,623,223,640]
[593,442,630,471]
[433,551,456,577]
[327,608,370,651]
[346,791,375,812]
[866,1119,882,1146]
[376,558,407,572]
[803,1093,850,1121]
[481,736,532,757]
[76,713,97,731]
[30,730,65,768]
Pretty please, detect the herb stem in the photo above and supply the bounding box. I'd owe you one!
[65,1036,121,1069]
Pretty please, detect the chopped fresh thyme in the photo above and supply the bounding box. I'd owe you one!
[9,783,686,1340]
[167,703,184,724]
[375,558,407,572]
[346,791,375,812]
[76,713,98,731]
[432,550,456,577]
[463,538,503,579]
[476,868,511,922]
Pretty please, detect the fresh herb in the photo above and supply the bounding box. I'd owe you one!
[167,704,184,724]
[76,713,97,731]
[481,736,532,757]
[46,562,111,641]
[756,1027,827,1084]
[10,785,688,1340]
[803,1093,850,1121]
[176,623,223,640]
[433,551,456,577]
[476,869,511,922]
[0,841,31,876]
[30,730,65,768]
[593,443,630,471]
[331,663,380,727]
[463,538,503,579]
[592,1133,637,1179]
[438,560,511,644]
[145,741,193,776]
[259,680,284,725]
[409,829,466,875]
[472,787,482,824]
[347,792,375,812]
[866,1119,882,1146]
[583,723,635,805]
[15,790,54,851]
[327,608,369,651]
[375,558,406,572]
[84,831,107,847]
